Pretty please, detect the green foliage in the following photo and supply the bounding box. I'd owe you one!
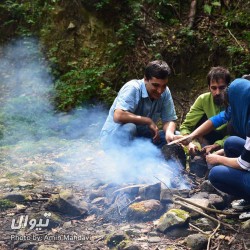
[0,199,16,211]
[1,0,250,112]
[204,1,221,15]
[55,64,115,110]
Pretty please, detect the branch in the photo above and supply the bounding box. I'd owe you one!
[227,29,244,50]
[173,194,239,216]
[207,221,220,250]
[173,200,238,232]
[188,0,197,29]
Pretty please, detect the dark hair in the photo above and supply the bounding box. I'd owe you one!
[207,66,231,86]
[144,60,171,80]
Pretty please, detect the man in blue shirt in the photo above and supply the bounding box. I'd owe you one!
[175,78,250,211]
[100,60,179,148]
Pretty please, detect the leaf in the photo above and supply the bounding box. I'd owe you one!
[204,4,212,15]
[211,1,221,7]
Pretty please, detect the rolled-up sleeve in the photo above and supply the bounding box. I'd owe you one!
[115,85,139,113]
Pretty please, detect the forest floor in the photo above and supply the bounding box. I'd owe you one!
[0,138,249,250]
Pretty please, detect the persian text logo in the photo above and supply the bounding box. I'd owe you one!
[11,212,51,230]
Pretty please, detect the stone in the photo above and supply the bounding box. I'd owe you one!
[194,218,216,231]
[127,199,164,221]
[45,189,88,216]
[89,189,105,201]
[241,219,250,233]
[106,231,128,248]
[200,180,216,193]
[186,233,208,250]
[117,240,142,250]
[160,188,189,203]
[157,208,190,233]
[180,198,210,218]
[208,193,225,209]
[3,192,26,202]
[138,182,161,200]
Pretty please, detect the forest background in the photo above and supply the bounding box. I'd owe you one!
[0,0,250,131]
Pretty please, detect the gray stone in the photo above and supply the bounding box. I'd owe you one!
[89,189,105,201]
[180,198,210,218]
[147,236,161,243]
[160,188,189,203]
[200,180,216,193]
[241,219,250,233]
[186,233,208,250]
[45,189,88,216]
[208,193,225,209]
[139,182,161,200]
[3,192,26,202]
[106,231,128,248]
[157,208,190,233]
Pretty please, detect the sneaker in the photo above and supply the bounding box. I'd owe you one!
[239,212,250,220]
[231,199,250,211]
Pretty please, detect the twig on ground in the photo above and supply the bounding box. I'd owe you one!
[189,222,210,235]
[215,239,222,250]
[207,221,220,250]
[154,176,173,194]
[173,195,239,216]
[228,233,237,245]
[243,238,247,250]
[112,184,146,194]
[25,198,49,202]
[173,200,237,232]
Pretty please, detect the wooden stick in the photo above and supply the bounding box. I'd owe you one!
[227,29,244,50]
[173,195,239,216]
[207,221,220,250]
[189,222,210,235]
[113,184,146,194]
[174,200,237,232]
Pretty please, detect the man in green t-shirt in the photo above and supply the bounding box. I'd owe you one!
[180,66,231,157]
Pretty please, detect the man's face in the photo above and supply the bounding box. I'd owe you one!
[145,77,168,100]
[209,79,227,106]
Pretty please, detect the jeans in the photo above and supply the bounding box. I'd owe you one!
[208,136,250,200]
[100,123,167,149]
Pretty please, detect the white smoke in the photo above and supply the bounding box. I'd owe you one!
[0,38,189,189]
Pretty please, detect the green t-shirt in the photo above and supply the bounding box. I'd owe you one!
[180,92,228,146]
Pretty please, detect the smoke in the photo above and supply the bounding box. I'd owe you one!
[0,38,189,189]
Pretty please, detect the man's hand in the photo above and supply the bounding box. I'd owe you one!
[148,121,160,142]
[168,134,193,146]
[201,144,221,154]
[206,153,220,165]
[188,142,199,156]
[165,134,183,143]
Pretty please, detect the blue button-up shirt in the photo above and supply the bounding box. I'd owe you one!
[100,79,177,137]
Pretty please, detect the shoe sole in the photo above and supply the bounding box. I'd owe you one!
[232,205,250,211]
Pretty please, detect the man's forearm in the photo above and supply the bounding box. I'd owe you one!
[114,109,152,125]
[190,120,215,139]
[163,121,176,142]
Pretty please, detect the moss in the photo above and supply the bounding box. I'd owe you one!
[116,239,132,249]
[167,209,189,220]
[129,202,150,213]
[0,199,16,211]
